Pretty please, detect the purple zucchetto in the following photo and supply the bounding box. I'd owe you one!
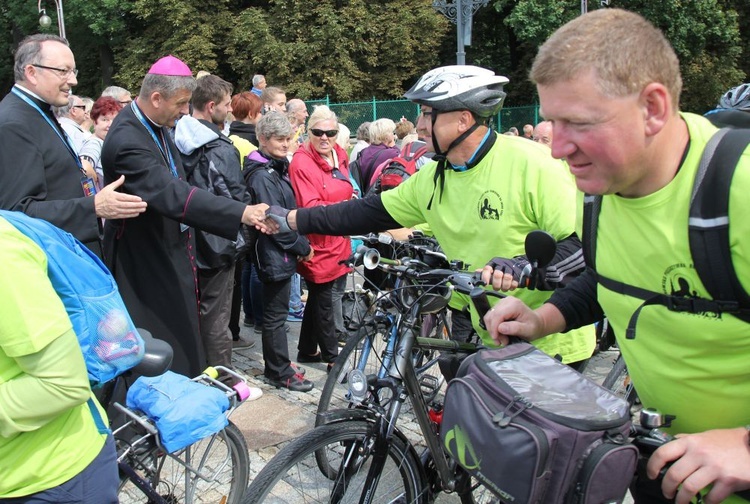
[147,55,192,77]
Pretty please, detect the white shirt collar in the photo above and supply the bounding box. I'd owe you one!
[14,84,47,104]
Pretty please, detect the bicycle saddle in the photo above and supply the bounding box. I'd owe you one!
[133,328,173,376]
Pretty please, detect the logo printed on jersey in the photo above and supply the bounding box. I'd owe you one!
[662,263,721,319]
[477,190,503,221]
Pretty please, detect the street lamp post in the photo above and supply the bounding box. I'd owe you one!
[38,0,66,39]
[433,0,490,65]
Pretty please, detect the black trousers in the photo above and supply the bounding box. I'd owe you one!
[228,257,243,338]
[261,278,295,381]
[298,277,340,363]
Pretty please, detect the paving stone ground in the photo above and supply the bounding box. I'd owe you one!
[229,320,633,502]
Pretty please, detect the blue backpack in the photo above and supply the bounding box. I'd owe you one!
[0,210,145,386]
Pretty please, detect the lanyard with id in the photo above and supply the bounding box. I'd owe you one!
[12,87,97,196]
[131,101,189,232]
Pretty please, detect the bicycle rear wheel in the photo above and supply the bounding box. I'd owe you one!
[458,478,501,503]
[317,317,395,426]
[242,420,426,504]
[118,421,249,504]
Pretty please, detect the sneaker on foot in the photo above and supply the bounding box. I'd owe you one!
[290,363,306,376]
[267,373,314,392]
[242,317,254,327]
[232,337,256,350]
[287,308,304,322]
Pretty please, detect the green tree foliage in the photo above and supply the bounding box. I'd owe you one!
[225,0,450,101]
[471,0,744,112]
[0,0,745,112]
[636,0,744,112]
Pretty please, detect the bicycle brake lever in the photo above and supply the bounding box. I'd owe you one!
[470,287,492,329]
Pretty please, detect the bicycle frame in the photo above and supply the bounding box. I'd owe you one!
[342,301,478,502]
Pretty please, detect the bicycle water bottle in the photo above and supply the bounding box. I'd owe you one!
[428,403,444,433]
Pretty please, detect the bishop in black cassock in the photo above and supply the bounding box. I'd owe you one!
[101,56,259,377]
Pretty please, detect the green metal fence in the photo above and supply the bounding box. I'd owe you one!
[305,97,540,136]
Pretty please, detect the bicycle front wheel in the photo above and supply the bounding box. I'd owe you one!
[118,421,249,504]
[242,420,426,504]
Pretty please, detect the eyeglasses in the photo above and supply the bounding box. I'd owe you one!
[119,99,133,105]
[31,64,78,78]
[72,105,86,110]
[310,128,339,138]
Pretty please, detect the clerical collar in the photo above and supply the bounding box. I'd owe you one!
[134,98,163,128]
[13,84,48,105]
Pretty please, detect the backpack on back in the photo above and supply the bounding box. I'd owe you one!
[348,151,364,190]
[367,142,429,195]
[583,128,750,339]
[0,210,144,386]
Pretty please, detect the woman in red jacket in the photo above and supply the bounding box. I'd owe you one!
[289,106,352,369]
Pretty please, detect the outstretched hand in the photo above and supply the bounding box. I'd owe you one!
[265,205,293,233]
[94,175,147,219]
[647,427,750,503]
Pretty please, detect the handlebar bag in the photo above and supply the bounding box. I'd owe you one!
[126,371,229,453]
[442,343,637,504]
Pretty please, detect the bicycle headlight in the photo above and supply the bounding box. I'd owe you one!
[347,369,368,404]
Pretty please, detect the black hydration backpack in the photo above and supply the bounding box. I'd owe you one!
[583,128,750,339]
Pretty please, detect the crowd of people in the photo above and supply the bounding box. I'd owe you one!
[3,6,750,502]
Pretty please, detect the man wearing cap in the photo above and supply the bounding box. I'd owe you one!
[0,34,147,256]
[101,55,274,376]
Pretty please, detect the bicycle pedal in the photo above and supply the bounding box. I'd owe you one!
[419,374,440,394]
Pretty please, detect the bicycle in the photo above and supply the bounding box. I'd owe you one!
[319,232,458,427]
[97,331,255,504]
[242,231,561,503]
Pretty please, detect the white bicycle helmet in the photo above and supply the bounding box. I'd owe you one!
[404,65,509,118]
[719,83,750,111]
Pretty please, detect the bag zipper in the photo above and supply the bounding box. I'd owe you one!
[476,351,630,431]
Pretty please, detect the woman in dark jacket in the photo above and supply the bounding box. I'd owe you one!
[244,111,314,392]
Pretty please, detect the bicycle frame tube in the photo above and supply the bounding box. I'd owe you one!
[399,339,458,492]
[353,311,400,380]
[376,306,459,495]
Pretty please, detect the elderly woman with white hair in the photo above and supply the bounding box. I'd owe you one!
[244,111,314,392]
[357,118,399,193]
[289,105,353,370]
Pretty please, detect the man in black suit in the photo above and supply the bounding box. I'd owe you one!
[0,34,146,256]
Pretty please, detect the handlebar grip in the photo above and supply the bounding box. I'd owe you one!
[470,287,492,329]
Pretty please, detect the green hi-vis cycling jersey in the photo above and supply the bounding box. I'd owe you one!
[383,133,594,364]
[580,113,750,444]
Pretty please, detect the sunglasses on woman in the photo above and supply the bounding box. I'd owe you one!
[310,128,339,138]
